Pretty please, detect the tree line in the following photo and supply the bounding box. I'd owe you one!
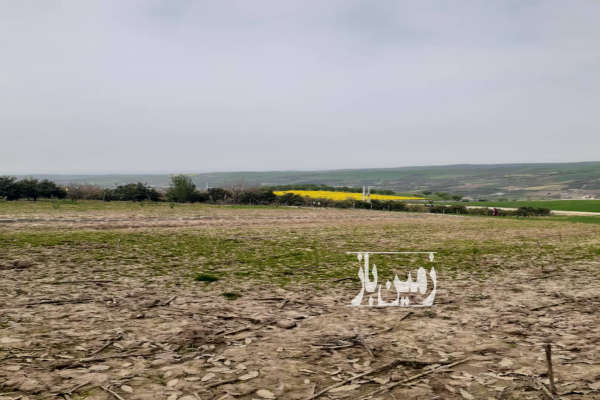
[0,175,550,217]
[0,176,160,202]
[0,177,67,200]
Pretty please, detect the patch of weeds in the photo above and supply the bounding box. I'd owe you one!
[194,273,219,282]
[222,292,240,300]
[0,315,11,329]
[422,310,437,318]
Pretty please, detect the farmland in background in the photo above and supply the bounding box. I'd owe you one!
[23,161,600,199]
[450,199,600,213]
[273,190,423,201]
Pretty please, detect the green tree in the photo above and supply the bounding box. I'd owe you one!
[18,178,40,201]
[112,182,161,201]
[38,179,67,199]
[166,175,197,202]
[0,176,19,200]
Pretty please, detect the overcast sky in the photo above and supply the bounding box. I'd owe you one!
[1,1,599,174]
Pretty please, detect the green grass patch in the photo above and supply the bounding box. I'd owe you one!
[194,273,220,282]
[222,292,240,300]
[455,200,600,213]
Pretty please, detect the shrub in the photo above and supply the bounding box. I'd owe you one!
[111,182,161,201]
[64,184,104,200]
[0,176,19,200]
[278,192,306,206]
[354,200,371,209]
[237,188,277,205]
[333,200,353,209]
[17,178,40,200]
[190,191,209,203]
[37,179,67,199]
[222,292,240,300]
[167,175,197,203]
[466,207,493,216]
[516,206,551,217]
[207,187,231,202]
[388,201,408,211]
[406,204,428,213]
[430,205,467,214]
[194,273,219,282]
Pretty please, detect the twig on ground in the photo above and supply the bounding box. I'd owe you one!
[306,358,413,400]
[24,298,93,306]
[531,301,571,312]
[55,381,92,397]
[89,334,124,356]
[358,357,471,399]
[278,299,289,309]
[220,319,275,336]
[221,325,251,336]
[332,277,357,283]
[163,296,177,306]
[101,386,126,400]
[529,275,560,281]
[53,350,158,370]
[356,334,375,358]
[43,280,114,285]
[206,376,240,389]
[545,343,557,395]
[539,381,558,400]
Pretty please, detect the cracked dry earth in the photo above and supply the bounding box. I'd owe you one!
[1,207,600,400]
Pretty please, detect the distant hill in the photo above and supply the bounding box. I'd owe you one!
[23,162,600,200]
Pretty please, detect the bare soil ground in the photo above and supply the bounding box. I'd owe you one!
[1,202,600,399]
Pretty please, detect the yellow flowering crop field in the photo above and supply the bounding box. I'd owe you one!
[273,190,423,201]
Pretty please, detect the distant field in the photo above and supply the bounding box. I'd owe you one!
[456,200,600,213]
[274,190,423,201]
[23,161,600,199]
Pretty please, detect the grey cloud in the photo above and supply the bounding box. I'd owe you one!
[1,1,599,173]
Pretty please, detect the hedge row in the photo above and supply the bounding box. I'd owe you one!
[1,176,551,218]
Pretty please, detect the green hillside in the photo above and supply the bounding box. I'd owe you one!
[24,161,600,199]
[454,200,600,213]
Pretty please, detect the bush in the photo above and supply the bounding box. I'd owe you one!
[0,176,19,200]
[466,207,493,216]
[37,179,67,199]
[237,188,277,205]
[190,191,209,203]
[388,201,408,211]
[17,178,40,200]
[406,204,428,213]
[516,206,551,217]
[65,184,105,200]
[110,183,161,201]
[333,200,353,209]
[194,273,219,282]
[167,175,198,203]
[207,187,231,202]
[277,193,306,206]
[430,205,467,214]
